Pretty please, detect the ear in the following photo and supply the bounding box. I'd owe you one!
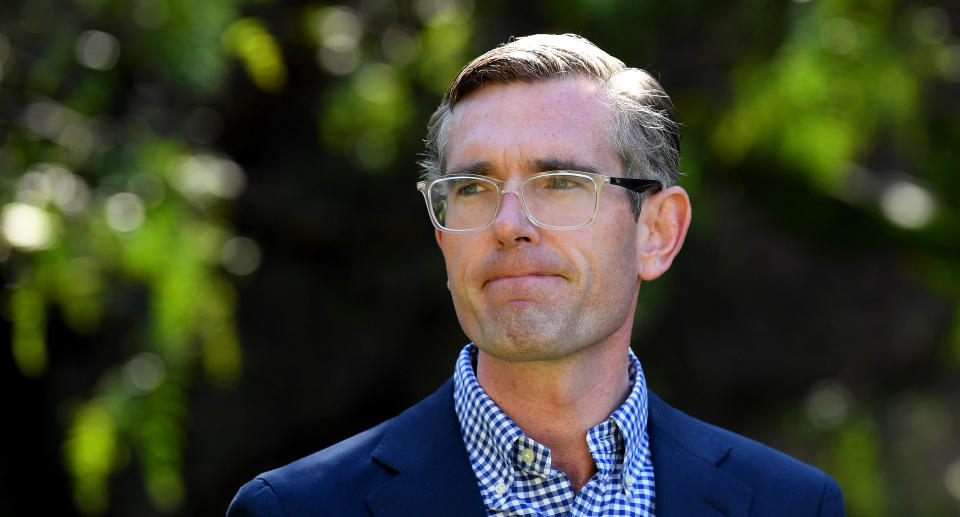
[638,186,691,281]
[435,228,444,247]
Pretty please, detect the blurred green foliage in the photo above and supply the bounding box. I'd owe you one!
[1,0,958,515]
[2,0,252,512]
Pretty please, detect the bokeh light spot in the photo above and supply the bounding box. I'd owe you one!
[221,236,261,276]
[17,164,89,216]
[17,168,52,204]
[64,400,117,516]
[105,193,145,233]
[170,154,246,206]
[43,164,91,215]
[820,17,860,55]
[75,30,121,71]
[946,459,960,501]
[1,202,55,251]
[58,121,96,160]
[122,352,167,394]
[311,6,363,51]
[415,0,474,22]
[935,45,960,82]
[880,180,936,229]
[902,395,951,443]
[317,46,361,75]
[308,6,365,76]
[222,18,287,92]
[352,63,399,104]
[146,464,184,512]
[806,379,852,430]
[912,7,950,45]
[22,101,67,140]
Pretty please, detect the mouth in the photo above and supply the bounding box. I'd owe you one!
[483,272,561,289]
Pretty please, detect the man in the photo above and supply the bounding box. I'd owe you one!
[228,34,845,516]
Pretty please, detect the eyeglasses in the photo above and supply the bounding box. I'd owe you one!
[416,171,661,233]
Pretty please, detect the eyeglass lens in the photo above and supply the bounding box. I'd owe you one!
[428,173,598,231]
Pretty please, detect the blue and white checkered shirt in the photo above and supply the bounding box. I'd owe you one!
[452,344,656,516]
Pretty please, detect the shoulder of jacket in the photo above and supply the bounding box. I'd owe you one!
[229,378,458,515]
[648,391,843,510]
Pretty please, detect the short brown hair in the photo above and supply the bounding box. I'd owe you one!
[420,33,681,217]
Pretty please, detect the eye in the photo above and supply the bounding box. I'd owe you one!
[456,180,490,196]
[537,175,591,191]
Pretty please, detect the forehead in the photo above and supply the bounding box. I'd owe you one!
[444,78,618,175]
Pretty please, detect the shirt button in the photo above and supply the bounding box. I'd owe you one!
[625,475,635,487]
[521,448,535,464]
[495,481,508,495]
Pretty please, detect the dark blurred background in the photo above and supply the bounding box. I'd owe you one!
[2,0,959,515]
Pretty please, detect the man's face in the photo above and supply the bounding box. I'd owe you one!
[437,78,645,362]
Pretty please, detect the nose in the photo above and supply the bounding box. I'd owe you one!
[491,190,539,248]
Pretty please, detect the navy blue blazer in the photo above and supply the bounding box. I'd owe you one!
[228,378,844,516]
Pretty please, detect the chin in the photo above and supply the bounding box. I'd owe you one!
[459,302,586,361]
[477,323,582,363]
[478,342,568,363]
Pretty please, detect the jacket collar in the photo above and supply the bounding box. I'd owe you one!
[366,378,486,517]
[365,379,753,517]
[648,392,753,516]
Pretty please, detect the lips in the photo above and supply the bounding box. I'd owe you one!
[472,250,571,291]
[483,274,563,305]
[483,271,560,288]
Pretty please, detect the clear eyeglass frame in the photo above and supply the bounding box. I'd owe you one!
[415,170,662,234]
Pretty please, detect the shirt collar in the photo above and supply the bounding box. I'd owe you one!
[452,345,524,504]
[609,349,651,487]
[452,343,651,501]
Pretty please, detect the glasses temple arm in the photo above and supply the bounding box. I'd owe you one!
[608,177,662,194]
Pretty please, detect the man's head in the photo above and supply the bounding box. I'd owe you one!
[421,33,681,217]
[422,34,691,363]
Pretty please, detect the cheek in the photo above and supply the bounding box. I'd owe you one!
[441,245,462,288]
[440,239,475,300]
[591,228,640,292]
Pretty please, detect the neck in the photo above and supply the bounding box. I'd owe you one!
[475,326,633,492]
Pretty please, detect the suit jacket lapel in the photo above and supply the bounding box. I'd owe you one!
[366,379,486,517]
[363,381,753,517]
[648,393,753,517]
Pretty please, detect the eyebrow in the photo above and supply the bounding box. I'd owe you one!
[531,158,602,176]
[445,161,496,177]
[445,157,603,177]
